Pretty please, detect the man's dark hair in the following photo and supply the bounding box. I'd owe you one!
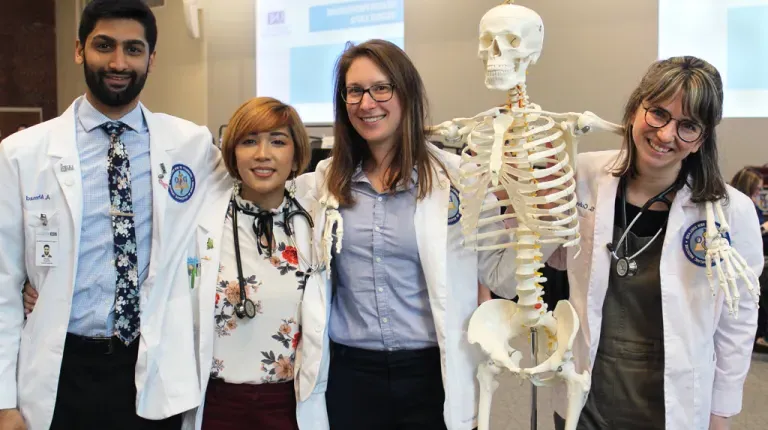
[78,0,158,52]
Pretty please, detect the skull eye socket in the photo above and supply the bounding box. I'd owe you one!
[480,33,493,48]
[507,35,521,48]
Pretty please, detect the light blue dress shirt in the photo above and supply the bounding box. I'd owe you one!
[328,166,438,351]
[68,97,153,337]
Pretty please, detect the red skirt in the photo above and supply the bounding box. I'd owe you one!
[201,378,299,430]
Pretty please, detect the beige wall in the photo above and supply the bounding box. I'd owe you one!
[55,0,767,176]
[56,0,207,125]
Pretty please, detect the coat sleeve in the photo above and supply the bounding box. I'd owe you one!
[710,198,762,417]
[0,146,26,409]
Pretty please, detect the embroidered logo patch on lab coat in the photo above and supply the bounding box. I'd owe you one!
[682,220,731,267]
[168,164,196,203]
[448,186,462,225]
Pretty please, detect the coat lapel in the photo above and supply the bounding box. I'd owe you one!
[49,101,83,247]
[586,169,619,359]
[143,105,177,253]
[414,169,450,315]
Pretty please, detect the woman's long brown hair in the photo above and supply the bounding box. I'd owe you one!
[326,39,445,206]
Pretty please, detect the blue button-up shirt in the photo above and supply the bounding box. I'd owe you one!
[68,97,153,337]
[328,166,437,351]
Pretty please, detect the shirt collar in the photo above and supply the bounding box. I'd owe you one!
[351,162,418,191]
[234,192,288,215]
[77,95,147,134]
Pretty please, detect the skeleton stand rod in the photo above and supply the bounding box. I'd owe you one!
[530,326,538,430]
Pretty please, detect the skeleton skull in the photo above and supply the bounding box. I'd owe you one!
[478,5,544,91]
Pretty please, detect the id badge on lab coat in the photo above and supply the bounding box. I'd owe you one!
[35,228,59,267]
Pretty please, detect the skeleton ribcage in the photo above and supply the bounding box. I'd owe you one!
[457,113,580,251]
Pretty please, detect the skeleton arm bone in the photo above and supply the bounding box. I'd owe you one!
[510,108,623,135]
[428,107,505,144]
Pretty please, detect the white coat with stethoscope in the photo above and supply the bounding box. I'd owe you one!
[181,171,324,430]
[294,144,520,430]
[0,98,228,430]
[546,150,762,429]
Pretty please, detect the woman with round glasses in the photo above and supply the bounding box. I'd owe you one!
[295,39,519,430]
[541,56,763,430]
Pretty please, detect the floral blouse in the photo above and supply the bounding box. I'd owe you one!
[210,194,308,384]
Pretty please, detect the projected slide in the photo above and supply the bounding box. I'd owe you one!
[659,0,768,118]
[256,0,404,124]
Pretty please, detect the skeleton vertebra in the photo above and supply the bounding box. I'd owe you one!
[430,4,618,430]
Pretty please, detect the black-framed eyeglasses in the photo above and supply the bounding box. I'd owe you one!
[643,105,704,143]
[342,83,395,104]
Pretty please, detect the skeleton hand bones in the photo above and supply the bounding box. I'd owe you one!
[704,201,760,318]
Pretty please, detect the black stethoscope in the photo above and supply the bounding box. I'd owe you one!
[606,176,680,278]
[231,190,314,319]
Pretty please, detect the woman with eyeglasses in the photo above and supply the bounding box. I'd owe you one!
[294,39,519,430]
[532,56,763,430]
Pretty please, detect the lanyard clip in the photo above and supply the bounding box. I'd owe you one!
[40,213,48,226]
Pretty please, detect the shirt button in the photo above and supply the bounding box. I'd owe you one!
[382,317,389,323]
[377,287,384,293]
[374,226,381,232]
[377,196,383,202]
[375,257,381,263]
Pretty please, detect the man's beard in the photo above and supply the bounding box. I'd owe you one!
[83,57,148,108]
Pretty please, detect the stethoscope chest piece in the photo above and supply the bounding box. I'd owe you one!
[615,257,638,278]
[235,297,257,319]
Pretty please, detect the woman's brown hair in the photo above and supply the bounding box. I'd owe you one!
[612,56,727,203]
[731,168,763,199]
[220,97,311,180]
[326,39,445,206]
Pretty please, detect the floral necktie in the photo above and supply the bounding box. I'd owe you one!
[102,121,140,345]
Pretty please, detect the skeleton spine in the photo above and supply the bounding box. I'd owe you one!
[510,83,547,327]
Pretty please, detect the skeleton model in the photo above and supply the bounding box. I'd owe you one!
[429,2,760,430]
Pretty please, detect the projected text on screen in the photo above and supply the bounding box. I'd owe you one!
[257,0,405,124]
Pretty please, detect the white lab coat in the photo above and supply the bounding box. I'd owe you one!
[0,97,227,429]
[293,145,519,430]
[181,175,324,430]
[546,150,762,429]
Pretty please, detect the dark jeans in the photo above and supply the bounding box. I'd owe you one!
[50,333,181,430]
[325,342,447,430]
[202,378,298,430]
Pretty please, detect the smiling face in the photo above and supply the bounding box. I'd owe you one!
[75,18,155,113]
[235,126,297,209]
[344,56,403,150]
[630,91,704,178]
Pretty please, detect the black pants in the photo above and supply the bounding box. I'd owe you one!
[50,333,181,430]
[756,258,768,339]
[325,342,447,430]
